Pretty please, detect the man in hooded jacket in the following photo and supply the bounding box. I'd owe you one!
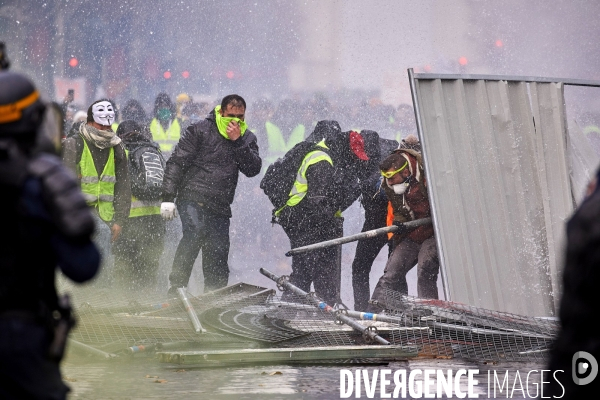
[113,120,165,290]
[161,94,261,294]
[369,148,439,310]
[277,127,369,304]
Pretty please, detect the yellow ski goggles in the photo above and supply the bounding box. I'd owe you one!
[380,161,408,179]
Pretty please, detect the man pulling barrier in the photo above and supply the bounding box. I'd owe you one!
[285,217,432,257]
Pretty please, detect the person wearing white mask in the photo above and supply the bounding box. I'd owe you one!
[62,99,131,285]
[368,146,439,309]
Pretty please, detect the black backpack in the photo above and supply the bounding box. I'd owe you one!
[128,143,165,201]
[260,141,322,210]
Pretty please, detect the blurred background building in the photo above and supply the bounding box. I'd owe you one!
[2,0,600,108]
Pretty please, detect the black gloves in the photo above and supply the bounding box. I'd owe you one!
[392,220,410,235]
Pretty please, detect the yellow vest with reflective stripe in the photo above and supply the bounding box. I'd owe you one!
[584,125,600,136]
[150,118,181,152]
[265,121,305,164]
[124,149,161,218]
[129,198,161,218]
[79,139,116,222]
[275,140,332,216]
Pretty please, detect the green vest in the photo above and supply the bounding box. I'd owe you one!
[150,118,181,152]
[79,139,116,222]
[111,122,119,132]
[125,149,161,218]
[583,124,600,136]
[265,121,305,164]
[275,140,332,216]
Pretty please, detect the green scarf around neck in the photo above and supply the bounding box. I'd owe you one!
[214,105,247,139]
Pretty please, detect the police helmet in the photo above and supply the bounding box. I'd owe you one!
[0,71,46,140]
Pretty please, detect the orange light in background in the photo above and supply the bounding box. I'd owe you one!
[458,56,468,66]
[163,71,172,79]
[424,64,432,72]
[182,70,190,79]
[495,39,504,48]
[69,57,78,67]
[226,70,235,79]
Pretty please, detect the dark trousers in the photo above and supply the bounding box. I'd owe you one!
[169,200,231,292]
[113,215,165,291]
[0,318,69,400]
[351,228,390,311]
[371,237,440,305]
[281,217,342,305]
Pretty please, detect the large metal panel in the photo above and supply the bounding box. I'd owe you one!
[410,73,576,316]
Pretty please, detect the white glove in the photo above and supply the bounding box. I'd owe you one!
[161,202,177,220]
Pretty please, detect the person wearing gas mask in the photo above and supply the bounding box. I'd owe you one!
[161,94,261,295]
[368,147,439,309]
[62,99,131,285]
[150,92,180,156]
[0,71,100,399]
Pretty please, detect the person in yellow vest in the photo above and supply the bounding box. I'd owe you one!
[264,99,306,166]
[583,123,600,156]
[150,92,181,155]
[62,99,131,284]
[276,129,370,305]
[113,120,165,291]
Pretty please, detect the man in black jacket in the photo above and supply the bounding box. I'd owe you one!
[162,94,261,294]
[0,71,100,400]
[277,128,369,304]
[114,120,165,291]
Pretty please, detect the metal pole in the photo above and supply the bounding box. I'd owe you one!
[68,339,117,359]
[285,218,431,257]
[259,268,390,345]
[177,288,206,334]
[268,299,428,330]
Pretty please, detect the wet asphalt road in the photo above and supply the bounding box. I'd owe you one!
[62,355,551,399]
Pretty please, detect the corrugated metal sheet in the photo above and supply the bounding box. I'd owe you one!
[411,75,576,317]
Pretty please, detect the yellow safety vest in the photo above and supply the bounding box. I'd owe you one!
[150,118,181,152]
[275,140,332,216]
[265,121,305,164]
[124,149,161,218]
[79,139,116,222]
[584,125,600,136]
